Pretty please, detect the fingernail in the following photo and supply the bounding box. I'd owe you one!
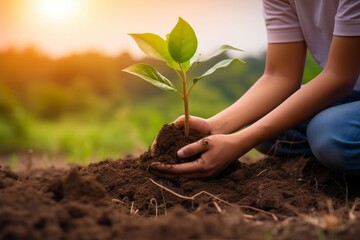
[150,162,160,167]
[177,149,184,158]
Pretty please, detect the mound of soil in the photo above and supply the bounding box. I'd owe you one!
[1,125,360,240]
[142,123,208,166]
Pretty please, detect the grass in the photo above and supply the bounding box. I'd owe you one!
[13,122,261,168]
[24,108,150,164]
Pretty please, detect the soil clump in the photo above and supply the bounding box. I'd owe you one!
[142,123,208,166]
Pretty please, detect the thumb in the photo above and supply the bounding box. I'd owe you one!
[173,115,185,128]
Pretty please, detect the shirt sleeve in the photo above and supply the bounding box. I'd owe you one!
[334,0,360,36]
[263,0,304,43]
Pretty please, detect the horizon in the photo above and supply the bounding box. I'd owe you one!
[0,0,267,59]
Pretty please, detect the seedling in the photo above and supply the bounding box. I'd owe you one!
[123,17,244,137]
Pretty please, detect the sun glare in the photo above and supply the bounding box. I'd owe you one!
[36,0,79,22]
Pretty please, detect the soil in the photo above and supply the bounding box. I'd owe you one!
[1,124,360,240]
[144,123,209,165]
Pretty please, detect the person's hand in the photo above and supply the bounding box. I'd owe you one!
[173,115,212,134]
[150,133,241,179]
[150,115,212,156]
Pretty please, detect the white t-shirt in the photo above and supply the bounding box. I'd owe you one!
[263,0,360,91]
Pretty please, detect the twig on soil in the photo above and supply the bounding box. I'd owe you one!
[349,198,359,221]
[149,198,158,219]
[130,201,139,215]
[256,169,268,177]
[112,198,124,204]
[284,202,344,231]
[149,178,278,221]
[111,196,130,206]
[160,188,168,215]
[268,139,307,158]
[113,197,142,216]
[213,200,222,213]
[238,205,278,221]
[243,214,256,220]
[149,178,233,207]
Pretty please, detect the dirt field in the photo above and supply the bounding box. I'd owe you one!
[0,125,359,240]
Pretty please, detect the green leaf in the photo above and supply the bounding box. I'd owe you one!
[193,58,244,85]
[168,17,198,63]
[165,33,188,71]
[191,45,244,65]
[129,33,177,66]
[122,63,177,92]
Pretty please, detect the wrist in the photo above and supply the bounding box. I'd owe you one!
[207,117,224,134]
[231,126,262,154]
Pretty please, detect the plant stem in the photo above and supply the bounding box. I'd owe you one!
[180,64,190,137]
[183,91,190,137]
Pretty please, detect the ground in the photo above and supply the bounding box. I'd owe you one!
[0,125,359,240]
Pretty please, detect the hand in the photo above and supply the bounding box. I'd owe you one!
[173,115,212,134]
[150,133,241,179]
[150,115,212,156]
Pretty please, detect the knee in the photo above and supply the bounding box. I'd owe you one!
[307,109,359,174]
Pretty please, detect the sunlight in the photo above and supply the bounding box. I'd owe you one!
[36,0,79,22]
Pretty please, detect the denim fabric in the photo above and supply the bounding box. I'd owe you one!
[256,90,360,174]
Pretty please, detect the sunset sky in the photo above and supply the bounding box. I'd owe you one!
[0,0,267,59]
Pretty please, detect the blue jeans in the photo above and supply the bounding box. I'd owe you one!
[256,90,360,174]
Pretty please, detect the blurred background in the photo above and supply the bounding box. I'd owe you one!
[0,0,321,168]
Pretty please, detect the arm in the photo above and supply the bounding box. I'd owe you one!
[151,41,307,178]
[209,41,307,134]
[151,36,360,179]
[235,36,360,153]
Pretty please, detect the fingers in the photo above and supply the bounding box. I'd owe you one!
[172,115,211,134]
[173,115,186,128]
[150,157,205,174]
[150,157,213,179]
[178,137,210,158]
[150,137,214,179]
[149,134,236,179]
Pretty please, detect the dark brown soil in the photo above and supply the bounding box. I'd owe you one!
[142,123,208,166]
[1,124,360,240]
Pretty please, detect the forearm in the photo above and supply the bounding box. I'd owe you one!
[208,42,307,135]
[236,36,360,149]
[208,73,300,134]
[232,70,357,154]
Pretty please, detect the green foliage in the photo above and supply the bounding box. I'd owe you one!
[129,33,179,70]
[168,17,198,63]
[0,84,28,151]
[123,64,177,92]
[124,17,243,96]
[203,54,264,102]
[123,17,244,136]
[25,113,146,163]
[193,45,243,64]
[193,58,243,84]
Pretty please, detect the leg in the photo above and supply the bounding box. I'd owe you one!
[307,100,360,174]
[255,120,315,158]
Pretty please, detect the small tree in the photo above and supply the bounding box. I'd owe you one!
[123,17,244,137]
